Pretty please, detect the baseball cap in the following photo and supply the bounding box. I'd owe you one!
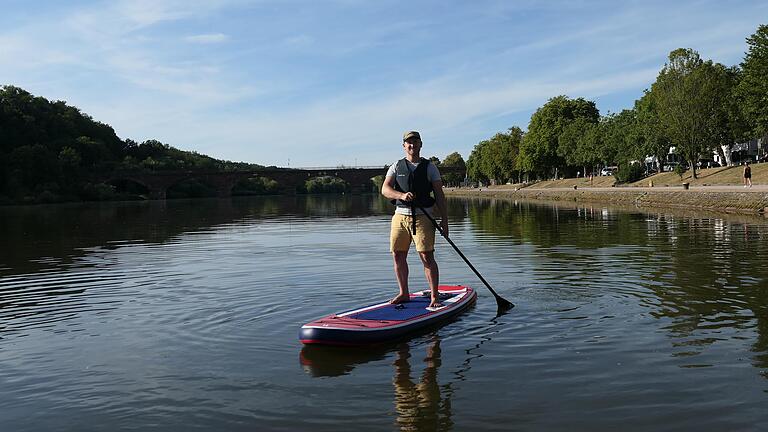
[403,131,421,141]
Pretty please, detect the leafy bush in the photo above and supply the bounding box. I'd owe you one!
[80,182,116,201]
[304,176,349,194]
[674,164,686,179]
[615,163,645,183]
[166,179,217,199]
[37,190,60,204]
[232,176,280,195]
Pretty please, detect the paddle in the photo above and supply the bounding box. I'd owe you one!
[418,206,514,313]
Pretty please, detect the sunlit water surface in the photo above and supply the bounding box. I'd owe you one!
[1,195,767,431]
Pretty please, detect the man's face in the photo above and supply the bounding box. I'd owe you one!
[403,137,422,155]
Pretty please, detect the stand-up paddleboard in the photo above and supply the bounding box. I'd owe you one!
[299,285,476,346]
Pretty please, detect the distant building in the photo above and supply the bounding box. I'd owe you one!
[715,137,766,166]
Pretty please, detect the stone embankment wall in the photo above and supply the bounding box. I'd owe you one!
[445,187,768,214]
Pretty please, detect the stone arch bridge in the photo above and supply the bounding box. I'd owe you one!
[103,166,465,199]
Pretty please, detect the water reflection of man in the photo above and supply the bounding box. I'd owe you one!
[392,338,452,431]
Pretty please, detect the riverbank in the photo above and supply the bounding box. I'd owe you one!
[445,163,768,214]
[445,165,768,214]
[446,185,768,214]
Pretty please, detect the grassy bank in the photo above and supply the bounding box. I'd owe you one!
[517,162,768,189]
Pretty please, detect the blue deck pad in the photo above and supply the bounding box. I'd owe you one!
[349,294,459,321]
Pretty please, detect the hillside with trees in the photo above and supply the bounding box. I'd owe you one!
[0,86,264,204]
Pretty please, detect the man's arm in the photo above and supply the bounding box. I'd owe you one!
[382,175,412,202]
[432,179,448,238]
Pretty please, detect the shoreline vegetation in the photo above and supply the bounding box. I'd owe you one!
[462,24,768,195]
[445,162,768,214]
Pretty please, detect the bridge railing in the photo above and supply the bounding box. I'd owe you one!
[288,166,389,170]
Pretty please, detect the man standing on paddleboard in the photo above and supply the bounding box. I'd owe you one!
[381,131,449,309]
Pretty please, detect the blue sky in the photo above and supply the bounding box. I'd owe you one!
[1,1,766,167]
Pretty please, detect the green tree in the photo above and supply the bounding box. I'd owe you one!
[654,48,732,179]
[304,176,349,194]
[736,24,768,138]
[558,117,602,176]
[713,65,751,165]
[441,151,466,185]
[8,144,59,193]
[467,127,523,184]
[602,109,641,167]
[518,96,599,179]
[492,127,523,183]
[58,146,83,187]
[634,89,669,171]
[58,146,82,169]
[232,176,280,195]
[467,140,491,184]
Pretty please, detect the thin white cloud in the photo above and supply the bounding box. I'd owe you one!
[185,33,230,44]
[282,34,314,47]
[126,66,659,166]
[68,0,239,34]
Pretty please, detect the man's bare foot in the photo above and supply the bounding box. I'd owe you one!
[390,293,410,304]
[429,299,443,308]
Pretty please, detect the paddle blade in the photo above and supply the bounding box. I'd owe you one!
[495,296,515,314]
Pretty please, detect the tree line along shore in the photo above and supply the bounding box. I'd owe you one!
[461,24,768,188]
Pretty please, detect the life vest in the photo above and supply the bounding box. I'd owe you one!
[390,157,436,208]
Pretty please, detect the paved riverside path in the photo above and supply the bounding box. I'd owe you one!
[445,183,768,214]
[530,184,768,192]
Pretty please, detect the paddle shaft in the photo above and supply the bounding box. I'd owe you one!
[417,206,513,309]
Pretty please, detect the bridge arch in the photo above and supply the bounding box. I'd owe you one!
[231,175,281,196]
[165,177,220,199]
[300,175,351,194]
[105,177,151,199]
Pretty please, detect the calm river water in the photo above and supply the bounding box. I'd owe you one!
[1,195,767,431]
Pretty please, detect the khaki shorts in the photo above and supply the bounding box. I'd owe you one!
[390,214,436,252]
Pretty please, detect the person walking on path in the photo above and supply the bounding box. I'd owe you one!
[744,161,752,187]
[381,131,448,309]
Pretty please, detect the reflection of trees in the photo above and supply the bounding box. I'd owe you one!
[0,198,274,335]
[444,198,469,225]
[467,198,652,249]
[0,199,248,276]
[465,197,768,373]
[0,195,377,277]
[301,194,374,217]
[643,216,768,370]
[0,195,468,277]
